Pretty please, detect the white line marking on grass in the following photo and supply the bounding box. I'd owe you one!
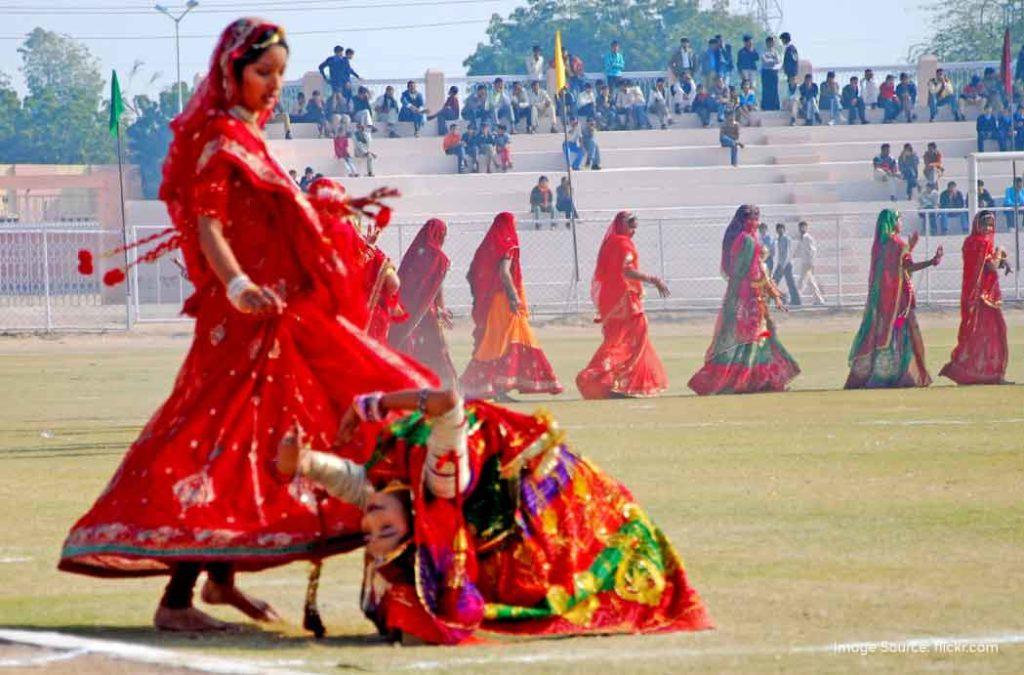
[565,417,1024,432]
[393,633,1024,670]
[0,630,312,675]
[0,557,31,564]
[0,647,88,667]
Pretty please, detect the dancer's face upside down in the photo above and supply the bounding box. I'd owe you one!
[361,490,410,559]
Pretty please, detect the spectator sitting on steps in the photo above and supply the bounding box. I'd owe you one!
[428,85,461,136]
[671,71,697,114]
[476,122,497,173]
[719,111,744,167]
[528,80,557,133]
[399,81,428,137]
[872,143,899,200]
[895,72,918,123]
[923,142,945,185]
[582,117,601,170]
[374,86,400,138]
[927,68,962,122]
[648,78,672,129]
[841,76,868,124]
[530,175,556,229]
[353,122,375,177]
[494,124,513,172]
[442,123,468,174]
[556,177,578,230]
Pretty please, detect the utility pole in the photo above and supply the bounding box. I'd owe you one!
[155,1,199,114]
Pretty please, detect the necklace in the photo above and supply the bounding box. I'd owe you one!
[228,105,261,133]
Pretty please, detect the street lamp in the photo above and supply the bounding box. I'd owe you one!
[155,0,199,114]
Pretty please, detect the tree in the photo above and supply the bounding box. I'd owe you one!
[464,0,763,76]
[0,73,21,158]
[915,0,1024,61]
[126,84,190,199]
[13,28,114,164]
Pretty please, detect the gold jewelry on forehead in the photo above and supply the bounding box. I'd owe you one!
[380,480,411,495]
[254,28,285,50]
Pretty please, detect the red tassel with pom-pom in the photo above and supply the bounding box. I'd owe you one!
[77,250,94,276]
[103,269,126,286]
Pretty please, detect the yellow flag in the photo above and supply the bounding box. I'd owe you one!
[554,30,567,93]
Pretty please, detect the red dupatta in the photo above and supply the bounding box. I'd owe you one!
[728,213,770,345]
[391,219,450,345]
[958,211,1001,340]
[591,211,641,321]
[467,212,522,328]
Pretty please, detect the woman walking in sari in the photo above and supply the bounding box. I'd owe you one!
[688,205,800,395]
[940,210,1012,385]
[845,209,943,389]
[59,18,437,632]
[577,211,670,398]
[460,212,563,399]
[389,218,459,387]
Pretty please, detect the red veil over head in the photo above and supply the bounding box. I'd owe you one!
[591,211,639,320]
[390,219,450,345]
[466,212,522,326]
[960,210,1001,321]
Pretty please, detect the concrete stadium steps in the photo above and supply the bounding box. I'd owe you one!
[265,104,980,140]
[270,130,978,179]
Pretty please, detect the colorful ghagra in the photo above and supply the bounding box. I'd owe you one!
[357,401,712,644]
[940,215,1009,384]
[846,210,931,389]
[58,19,437,578]
[689,221,799,395]
[389,219,458,387]
[460,213,563,398]
[577,212,668,398]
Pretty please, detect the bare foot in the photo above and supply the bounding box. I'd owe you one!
[201,580,282,623]
[154,606,237,632]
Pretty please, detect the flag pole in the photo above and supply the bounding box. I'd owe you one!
[110,70,132,329]
[561,89,581,286]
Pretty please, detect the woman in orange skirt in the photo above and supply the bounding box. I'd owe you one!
[577,211,670,398]
[939,210,1012,385]
[460,212,563,399]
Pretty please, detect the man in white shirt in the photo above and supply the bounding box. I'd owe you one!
[794,220,826,305]
[648,78,671,129]
[861,69,879,109]
[487,78,514,129]
[525,45,546,84]
[670,71,697,113]
[528,80,557,133]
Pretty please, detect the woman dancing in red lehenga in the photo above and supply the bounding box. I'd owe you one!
[389,218,459,387]
[460,212,563,399]
[58,18,436,632]
[940,210,1012,385]
[577,211,671,398]
[688,205,800,395]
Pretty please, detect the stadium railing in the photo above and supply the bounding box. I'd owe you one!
[3,206,1019,332]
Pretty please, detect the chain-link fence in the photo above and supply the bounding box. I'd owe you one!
[3,207,1021,332]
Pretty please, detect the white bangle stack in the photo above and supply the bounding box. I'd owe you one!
[226,274,254,305]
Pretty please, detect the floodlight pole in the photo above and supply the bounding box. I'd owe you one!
[155,1,199,114]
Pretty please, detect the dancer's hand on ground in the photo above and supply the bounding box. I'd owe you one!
[234,285,285,316]
[334,404,361,447]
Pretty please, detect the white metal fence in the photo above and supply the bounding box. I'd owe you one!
[4,208,1019,333]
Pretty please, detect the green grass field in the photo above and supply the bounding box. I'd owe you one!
[0,307,1022,673]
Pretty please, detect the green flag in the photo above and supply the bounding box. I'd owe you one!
[109,70,124,138]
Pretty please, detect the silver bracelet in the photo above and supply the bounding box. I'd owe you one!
[226,274,253,304]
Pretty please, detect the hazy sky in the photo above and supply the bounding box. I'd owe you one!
[0,0,932,97]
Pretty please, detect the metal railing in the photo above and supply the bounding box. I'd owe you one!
[5,206,1017,332]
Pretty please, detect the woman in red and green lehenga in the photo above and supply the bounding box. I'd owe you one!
[58,18,437,633]
[460,212,563,399]
[389,218,459,387]
[277,388,713,645]
[577,211,671,399]
[940,210,1012,385]
[688,204,800,395]
[846,209,943,389]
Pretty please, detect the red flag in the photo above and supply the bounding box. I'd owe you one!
[1002,28,1012,98]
